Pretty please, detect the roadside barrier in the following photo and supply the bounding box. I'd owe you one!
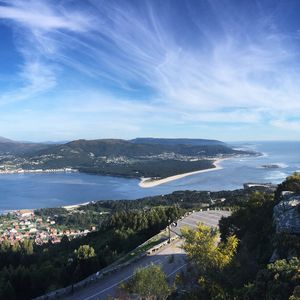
[34,209,231,299]
[33,232,180,299]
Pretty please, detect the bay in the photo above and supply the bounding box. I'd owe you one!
[0,141,299,211]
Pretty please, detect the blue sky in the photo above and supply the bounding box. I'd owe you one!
[0,0,300,141]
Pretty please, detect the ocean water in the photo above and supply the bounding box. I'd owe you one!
[0,141,299,211]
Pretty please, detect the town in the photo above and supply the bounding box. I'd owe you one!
[0,209,96,245]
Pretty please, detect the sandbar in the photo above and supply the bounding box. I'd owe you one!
[139,158,226,188]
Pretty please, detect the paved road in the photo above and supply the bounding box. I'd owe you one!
[171,210,231,236]
[63,210,230,300]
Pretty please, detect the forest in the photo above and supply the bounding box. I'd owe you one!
[0,205,180,299]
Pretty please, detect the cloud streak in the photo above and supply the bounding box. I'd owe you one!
[0,0,300,140]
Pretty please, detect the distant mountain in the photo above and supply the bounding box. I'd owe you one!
[0,137,54,155]
[15,138,250,177]
[41,140,70,145]
[34,138,239,159]
[131,138,227,146]
[0,136,15,143]
[0,137,255,178]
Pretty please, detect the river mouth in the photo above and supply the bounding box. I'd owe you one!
[0,141,299,211]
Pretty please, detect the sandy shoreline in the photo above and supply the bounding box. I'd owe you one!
[62,201,93,210]
[139,158,226,188]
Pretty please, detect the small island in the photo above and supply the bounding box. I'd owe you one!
[261,164,281,169]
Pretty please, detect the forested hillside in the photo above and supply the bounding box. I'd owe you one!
[174,173,300,300]
[0,138,254,179]
[0,205,181,299]
[0,136,53,155]
[0,183,279,299]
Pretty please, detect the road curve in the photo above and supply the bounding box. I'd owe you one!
[63,210,231,300]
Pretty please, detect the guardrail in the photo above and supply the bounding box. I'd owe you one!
[34,208,230,299]
[33,233,180,299]
[33,250,147,300]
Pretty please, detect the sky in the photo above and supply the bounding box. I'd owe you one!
[0,0,300,142]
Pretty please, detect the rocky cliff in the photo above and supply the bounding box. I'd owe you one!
[273,194,300,234]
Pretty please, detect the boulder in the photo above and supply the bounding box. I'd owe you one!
[273,196,300,234]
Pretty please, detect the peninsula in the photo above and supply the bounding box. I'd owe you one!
[0,137,255,181]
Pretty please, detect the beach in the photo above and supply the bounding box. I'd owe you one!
[139,158,225,188]
[63,201,92,210]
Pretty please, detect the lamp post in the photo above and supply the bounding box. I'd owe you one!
[67,257,74,294]
[168,219,171,243]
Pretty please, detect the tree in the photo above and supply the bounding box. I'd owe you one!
[73,245,97,281]
[182,224,238,273]
[121,264,170,300]
[181,224,238,299]
[276,172,300,200]
[22,240,33,255]
[290,286,300,300]
[74,245,96,261]
[241,257,300,300]
[0,279,15,300]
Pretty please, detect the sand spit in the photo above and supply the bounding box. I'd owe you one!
[139,158,226,188]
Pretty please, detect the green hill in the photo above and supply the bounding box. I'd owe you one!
[0,137,254,178]
[0,137,54,155]
[20,138,249,178]
[131,137,227,146]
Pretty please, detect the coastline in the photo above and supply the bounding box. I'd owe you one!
[62,201,93,210]
[0,168,78,175]
[139,158,226,188]
[0,201,93,215]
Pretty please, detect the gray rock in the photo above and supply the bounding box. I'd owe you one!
[273,196,300,234]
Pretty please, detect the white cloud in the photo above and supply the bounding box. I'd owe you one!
[271,120,300,131]
[0,0,300,139]
[0,59,56,105]
[0,0,93,105]
[0,0,92,32]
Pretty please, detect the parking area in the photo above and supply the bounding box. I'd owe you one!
[62,209,231,300]
[171,210,231,236]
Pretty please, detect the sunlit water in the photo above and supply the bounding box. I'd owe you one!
[0,141,299,210]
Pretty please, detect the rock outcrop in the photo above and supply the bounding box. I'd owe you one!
[273,195,300,234]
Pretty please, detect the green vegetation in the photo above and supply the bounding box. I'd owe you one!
[180,224,238,299]
[33,139,250,179]
[276,172,300,200]
[77,159,214,178]
[182,224,238,272]
[35,207,108,230]
[119,264,171,300]
[78,186,272,212]
[0,138,52,155]
[173,173,300,300]
[1,138,253,179]
[242,257,300,300]
[0,205,181,299]
[32,186,268,234]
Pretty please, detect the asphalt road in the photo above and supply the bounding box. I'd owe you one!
[171,209,231,236]
[63,210,231,300]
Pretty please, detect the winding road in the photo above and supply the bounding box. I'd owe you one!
[63,210,231,300]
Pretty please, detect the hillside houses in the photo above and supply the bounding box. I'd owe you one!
[0,209,95,245]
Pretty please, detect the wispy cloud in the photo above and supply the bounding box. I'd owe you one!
[271,119,300,131]
[0,0,300,139]
[0,0,92,105]
[0,0,91,31]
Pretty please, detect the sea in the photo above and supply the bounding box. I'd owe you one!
[0,141,299,211]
